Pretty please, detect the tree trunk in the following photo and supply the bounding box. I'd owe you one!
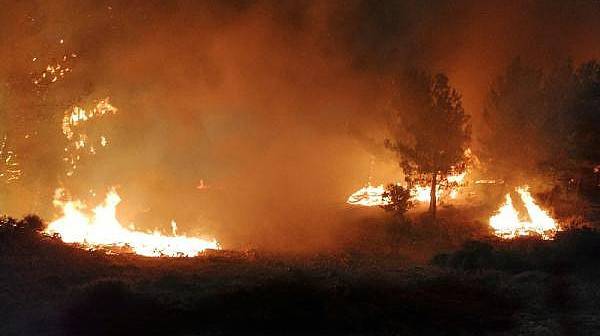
[429,172,437,218]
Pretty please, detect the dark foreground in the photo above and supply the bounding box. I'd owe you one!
[2,217,600,335]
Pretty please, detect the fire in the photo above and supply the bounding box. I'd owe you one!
[346,184,391,207]
[516,187,558,234]
[411,184,441,203]
[489,186,558,239]
[489,194,522,237]
[62,98,118,177]
[409,181,461,203]
[45,189,219,257]
[447,171,466,184]
[0,135,22,184]
[347,173,466,207]
[348,169,466,207]
[348,149,471,207]
[32,52,77,86]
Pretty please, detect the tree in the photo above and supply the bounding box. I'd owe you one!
[482,58,547,182]
[386,71,471,218]
[572,61,600,164]
[483,58,599,189]
[18,214,45,233]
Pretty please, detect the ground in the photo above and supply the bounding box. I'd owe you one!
[2,189,600,335]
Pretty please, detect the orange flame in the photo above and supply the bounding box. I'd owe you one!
[347,170,466,207]
[45,189,219,257]
[346,184,391,207]
[489,186,558,239]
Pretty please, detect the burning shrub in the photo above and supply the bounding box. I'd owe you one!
[380,183,413,216]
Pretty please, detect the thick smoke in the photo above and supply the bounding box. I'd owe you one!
[1,0,599,250]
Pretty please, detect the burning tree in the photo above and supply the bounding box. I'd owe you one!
[386,71,471,218]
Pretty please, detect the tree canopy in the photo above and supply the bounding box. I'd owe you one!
[386,71,471,217]
[483,58,600,184]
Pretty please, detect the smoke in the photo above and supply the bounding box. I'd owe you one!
[1,0,599,251]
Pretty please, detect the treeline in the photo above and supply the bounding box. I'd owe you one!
[380,58,599,217]
[482,58,600,184]
[0,215,49,254]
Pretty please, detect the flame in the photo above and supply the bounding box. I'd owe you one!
[45,189,219,257]
[447,171,466,184]
[516,187,557,234]
[449,188,459,199]
[347,172,465,207]
[489,186,558,239]
[475,179,504,184]
[489,194,523,237]
[347,149,470,207]
[0,135,22,184]
[346,184,391,206]
[411,184,441,203]
[32,52,76,86]
[62,98,118,176]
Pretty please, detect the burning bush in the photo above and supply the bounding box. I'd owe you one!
[380,183,413,216]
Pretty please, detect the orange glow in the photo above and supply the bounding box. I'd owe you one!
[0,135,21,184]
[347,168,468,207]
[45,189,219,257]
[489,186,558,239]
[411,184,442,203]
[62,98,118,177]
[346,184,391,207]
[447,171,466,184]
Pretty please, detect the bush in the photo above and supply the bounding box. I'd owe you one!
[432,228,600,273]
[64,280,173,336]
[380,184,413,216]
[19,214,45,232]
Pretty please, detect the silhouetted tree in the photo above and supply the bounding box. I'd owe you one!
[482,59,548,182]
[0,215,46,254]
[572,61,600,164]
[19,214,45,232]
[484,58,599,189]
[387,71,470,218]
[380,184,412,216]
